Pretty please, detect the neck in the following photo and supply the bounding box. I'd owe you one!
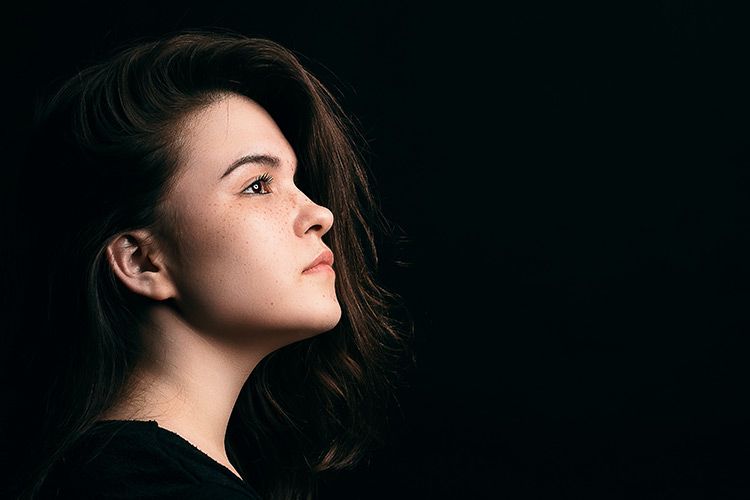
[99,304,264,477]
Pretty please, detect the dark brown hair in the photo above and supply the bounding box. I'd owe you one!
[3,27,412,500]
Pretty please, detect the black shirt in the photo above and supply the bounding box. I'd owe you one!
[39,419,262,499]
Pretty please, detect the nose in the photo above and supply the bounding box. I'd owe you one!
[294,191,334,238]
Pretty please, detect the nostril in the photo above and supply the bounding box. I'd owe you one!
[307,223,323,234]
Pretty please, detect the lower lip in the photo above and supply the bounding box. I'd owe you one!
[302,263,334,274]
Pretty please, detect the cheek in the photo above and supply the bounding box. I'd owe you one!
[171,210,297,330]
[187,211,287,283]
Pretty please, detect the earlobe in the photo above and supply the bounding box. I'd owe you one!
[106,229,176,301]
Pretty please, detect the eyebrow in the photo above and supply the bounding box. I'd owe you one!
[220,154,282,180]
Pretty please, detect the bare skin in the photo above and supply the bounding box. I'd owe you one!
[101,93,341,481]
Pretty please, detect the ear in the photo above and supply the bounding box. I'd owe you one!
[106,228,177,301]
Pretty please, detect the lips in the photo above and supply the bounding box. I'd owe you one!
[303,249,334,273]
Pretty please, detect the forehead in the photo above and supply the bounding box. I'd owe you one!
[176,93,296,181]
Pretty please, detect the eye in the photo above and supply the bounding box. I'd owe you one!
[242,172,274,195]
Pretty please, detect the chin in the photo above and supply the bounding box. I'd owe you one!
[267,309,342,352]
[308,303,343,334]
[260,301,343,348]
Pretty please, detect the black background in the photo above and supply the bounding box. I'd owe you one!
[4,1,750,499]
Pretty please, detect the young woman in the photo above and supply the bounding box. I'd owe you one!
[3,28,412,500]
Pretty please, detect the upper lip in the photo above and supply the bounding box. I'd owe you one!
[303,248,334,272]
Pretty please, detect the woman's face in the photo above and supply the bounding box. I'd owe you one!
[158,93,340,350]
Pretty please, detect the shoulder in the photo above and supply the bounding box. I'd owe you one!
[40,421,262,499]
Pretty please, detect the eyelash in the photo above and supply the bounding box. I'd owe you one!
[242,172,274,195]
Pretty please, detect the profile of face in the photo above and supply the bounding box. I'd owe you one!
[111,93,341,353]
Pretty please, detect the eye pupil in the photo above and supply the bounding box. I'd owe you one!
[243,173,273,195]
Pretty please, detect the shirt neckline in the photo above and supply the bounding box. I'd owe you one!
[92,418,253,492]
